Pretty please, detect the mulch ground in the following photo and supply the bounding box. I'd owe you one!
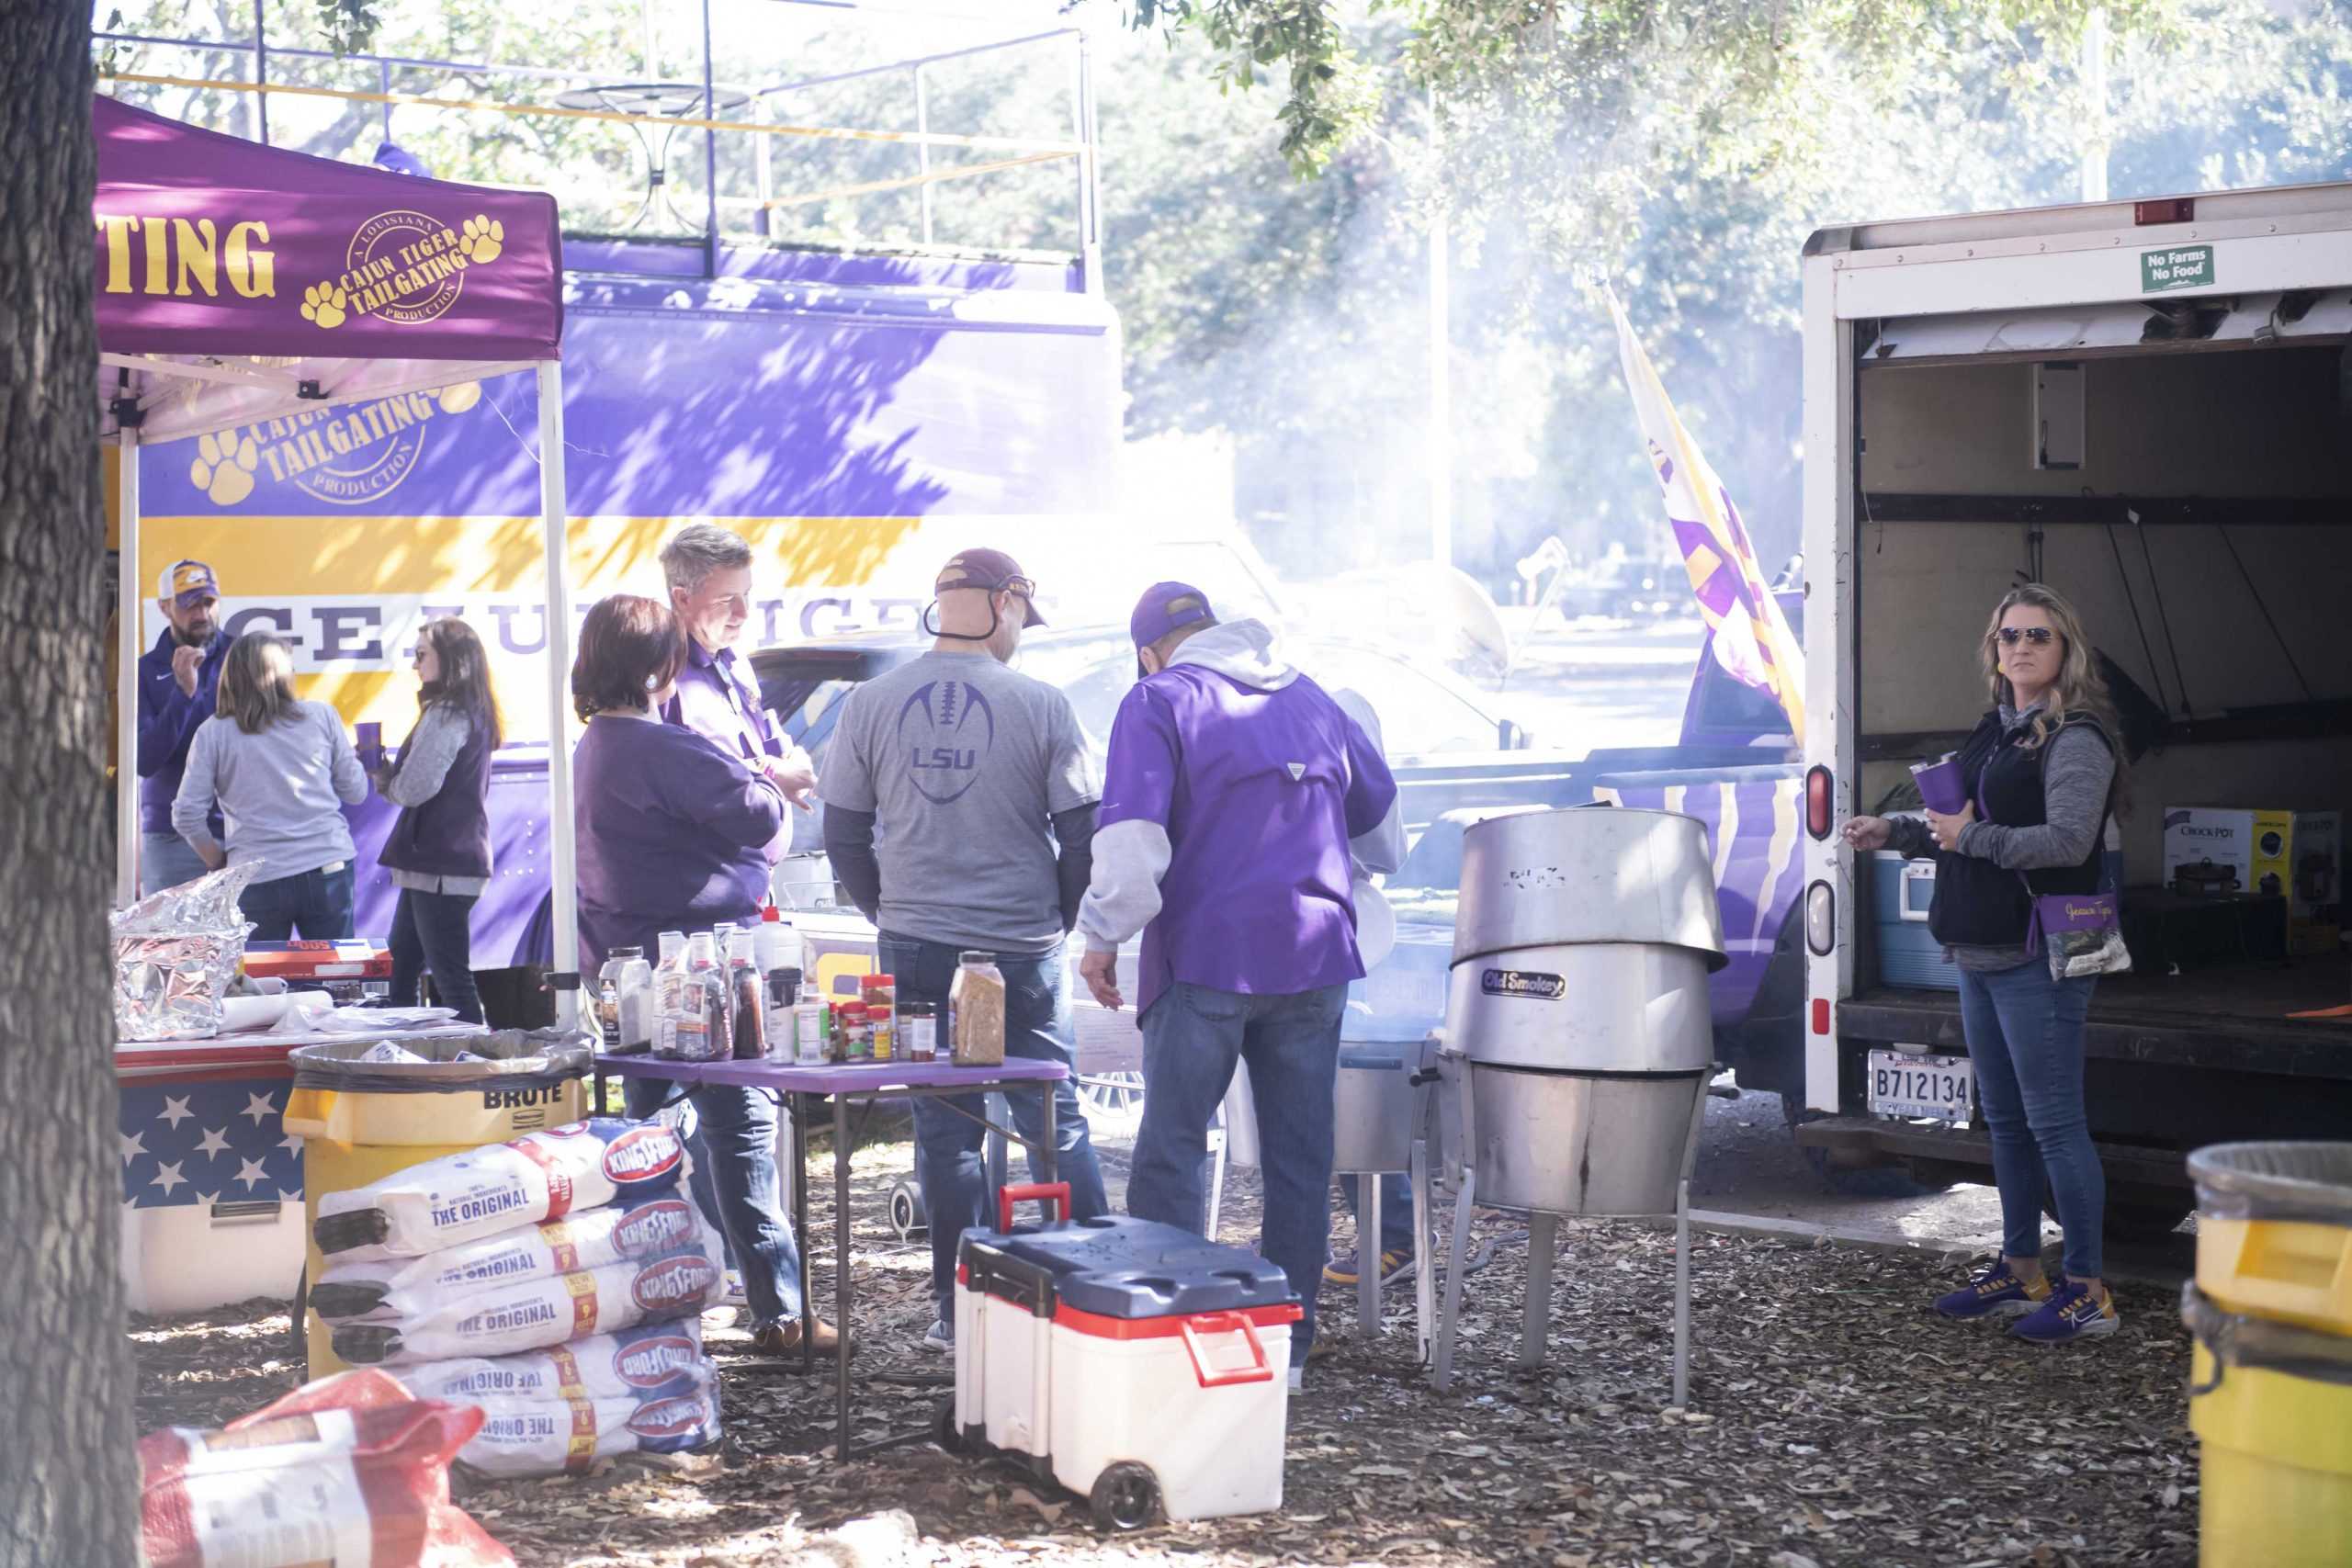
[130,1129,2200,1567]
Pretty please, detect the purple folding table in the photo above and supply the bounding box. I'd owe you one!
[590,1054,1069,1461]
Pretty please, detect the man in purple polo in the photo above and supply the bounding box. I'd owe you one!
[1076,583,1399,1370]
[658,523,817,821]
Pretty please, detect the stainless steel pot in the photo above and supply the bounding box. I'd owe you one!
[1433,1055,1705,1216]
[1442,942,1714,1074]
[1451,807,1726,970]
[1333,1043,1416,1174]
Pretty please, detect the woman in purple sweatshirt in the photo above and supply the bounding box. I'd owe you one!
[569,594,837,1356]
[570,595,786,968]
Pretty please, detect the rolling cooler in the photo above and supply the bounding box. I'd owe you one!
[950,1183,1302,1529]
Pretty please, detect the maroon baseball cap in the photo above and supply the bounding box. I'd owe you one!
[934,548,1045,627]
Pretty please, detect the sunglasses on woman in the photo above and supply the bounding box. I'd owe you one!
[1997,626,2057,646]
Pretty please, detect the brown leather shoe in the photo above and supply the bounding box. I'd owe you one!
[752,1317,848,1357]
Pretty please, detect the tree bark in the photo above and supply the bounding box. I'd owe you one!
[0,4,135,1565]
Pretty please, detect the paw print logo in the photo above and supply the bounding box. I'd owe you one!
[189,431,259,506]
[460,216,503,265]
[300,282,348,330]
[433,381,481,414]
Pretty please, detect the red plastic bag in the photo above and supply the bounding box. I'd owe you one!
[140,1369,513,1568]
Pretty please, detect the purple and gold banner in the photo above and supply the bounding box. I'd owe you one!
[94,95,562,363]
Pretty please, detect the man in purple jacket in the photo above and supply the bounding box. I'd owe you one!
[1077,583,1400,1368]
[135,559,232,894]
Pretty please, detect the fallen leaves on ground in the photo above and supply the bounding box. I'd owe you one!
[131,1129,2199,1566]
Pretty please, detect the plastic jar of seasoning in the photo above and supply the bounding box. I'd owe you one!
[903,1002,938,1063]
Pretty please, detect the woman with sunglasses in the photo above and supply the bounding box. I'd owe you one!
[375,618,503,1024]
[1841,583,2125,1344]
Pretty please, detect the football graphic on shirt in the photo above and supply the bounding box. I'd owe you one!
[898,680,996,805]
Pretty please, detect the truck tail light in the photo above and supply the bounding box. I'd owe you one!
[1804,765,1833,840]
[1805,879,1835,956]
[2134,197,2194,226]
[1812,998,1831,1035]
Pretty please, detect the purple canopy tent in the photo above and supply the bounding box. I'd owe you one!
[96,95,582,1021]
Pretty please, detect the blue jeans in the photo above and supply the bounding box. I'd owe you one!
[1340,1171,1416,1257]
[622,1077,803,1327]
[141,831,209,897]
[878,931,1109,1314]
[1130,981,1349,1353]
[389,889,483,1023]
[239,863,356,942]
[1958,961,2104,1279]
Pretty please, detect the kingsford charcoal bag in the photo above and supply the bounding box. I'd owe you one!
[314,1117,687,1261]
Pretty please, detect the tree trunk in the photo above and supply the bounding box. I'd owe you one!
[0,5,134,1565]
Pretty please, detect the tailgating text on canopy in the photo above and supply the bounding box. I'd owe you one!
[94,215,276,299]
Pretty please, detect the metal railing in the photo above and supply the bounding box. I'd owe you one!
[92,2,1102,286]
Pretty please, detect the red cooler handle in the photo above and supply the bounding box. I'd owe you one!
[1179,1312,1272,1389]
[996,1181,1070,1234]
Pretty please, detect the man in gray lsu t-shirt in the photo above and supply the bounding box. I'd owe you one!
[820,547,1109,1352]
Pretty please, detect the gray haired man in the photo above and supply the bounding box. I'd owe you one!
[657,523,816,810]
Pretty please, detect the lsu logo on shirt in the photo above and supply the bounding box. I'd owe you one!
[898,680,996,806]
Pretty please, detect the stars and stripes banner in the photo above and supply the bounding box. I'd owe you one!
[120,1077,303,1209]
[1607,289,1807,747]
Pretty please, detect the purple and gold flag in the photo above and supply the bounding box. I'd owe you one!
[1608,291,1806,746]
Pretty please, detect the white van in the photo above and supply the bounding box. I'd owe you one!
[1795,183,2352,1235]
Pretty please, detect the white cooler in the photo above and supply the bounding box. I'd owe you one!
[951,1184,1301,1529]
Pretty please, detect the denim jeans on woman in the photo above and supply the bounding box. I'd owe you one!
[1128,981,1349,1353]
[876,931,1110,1314]
[621,1077,804,1328]
[238,863,356,942]
[389,888,483,1024]
[1957,959,2104,1279]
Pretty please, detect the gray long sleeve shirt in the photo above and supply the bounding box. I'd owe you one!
[1889,702,2116,971]
[173,701,368,884]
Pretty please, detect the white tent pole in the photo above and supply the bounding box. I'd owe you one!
[536,359,581,1031]
[116,428,143,906]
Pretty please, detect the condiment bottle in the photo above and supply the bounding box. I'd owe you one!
[903,1002,938,1063]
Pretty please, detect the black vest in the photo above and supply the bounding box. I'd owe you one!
[1928,710,2111,948]
[379,708,493,881]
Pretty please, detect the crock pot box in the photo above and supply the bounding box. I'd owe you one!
[2164,808,2342,951]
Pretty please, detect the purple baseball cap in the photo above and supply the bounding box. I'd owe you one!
[1130,582,1216,675]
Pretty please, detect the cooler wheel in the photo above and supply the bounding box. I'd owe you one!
[1089,1461,1161,1532]
[889,1178,928,1240]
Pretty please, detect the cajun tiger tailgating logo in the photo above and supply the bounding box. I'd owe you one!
[185,382,480,507]
[299,208,506,333]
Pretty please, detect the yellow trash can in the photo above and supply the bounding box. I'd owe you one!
[286,1031,590,1378]
[2190,1143,2352,1337]
[2183,1282,2352,1566]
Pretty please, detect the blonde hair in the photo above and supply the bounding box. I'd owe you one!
[216,632,300,735]
[1979,584,2130,795]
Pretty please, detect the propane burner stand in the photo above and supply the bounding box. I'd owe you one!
[1420,1059,1709,1404]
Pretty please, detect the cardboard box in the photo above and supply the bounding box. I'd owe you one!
[2163,807,2343,953]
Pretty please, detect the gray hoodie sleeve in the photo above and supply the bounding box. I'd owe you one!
[1957,725,2115,871]
[380,704,468,808]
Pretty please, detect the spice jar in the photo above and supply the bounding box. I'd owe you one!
[903,1002,938,1063]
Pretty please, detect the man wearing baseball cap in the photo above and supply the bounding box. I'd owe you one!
[135,560,232,894]
[1076,583,1402,1375]
[820,547,1107,1355]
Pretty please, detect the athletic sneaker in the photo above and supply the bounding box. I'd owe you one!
[1932,1266,2052,1321]
[2010,1280,2120,1344]
[1323,1247,1414,1290]
[922,1317,955,1355]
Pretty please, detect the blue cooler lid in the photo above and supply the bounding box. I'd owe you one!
[961,1214,1293,1320]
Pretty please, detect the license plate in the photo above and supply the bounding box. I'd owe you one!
[1867,1049,1973,1123]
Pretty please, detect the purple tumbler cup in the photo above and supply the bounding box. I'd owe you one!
[1910,753,1967,814]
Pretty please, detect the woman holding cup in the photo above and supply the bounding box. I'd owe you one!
[1840,584,2125,1344]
